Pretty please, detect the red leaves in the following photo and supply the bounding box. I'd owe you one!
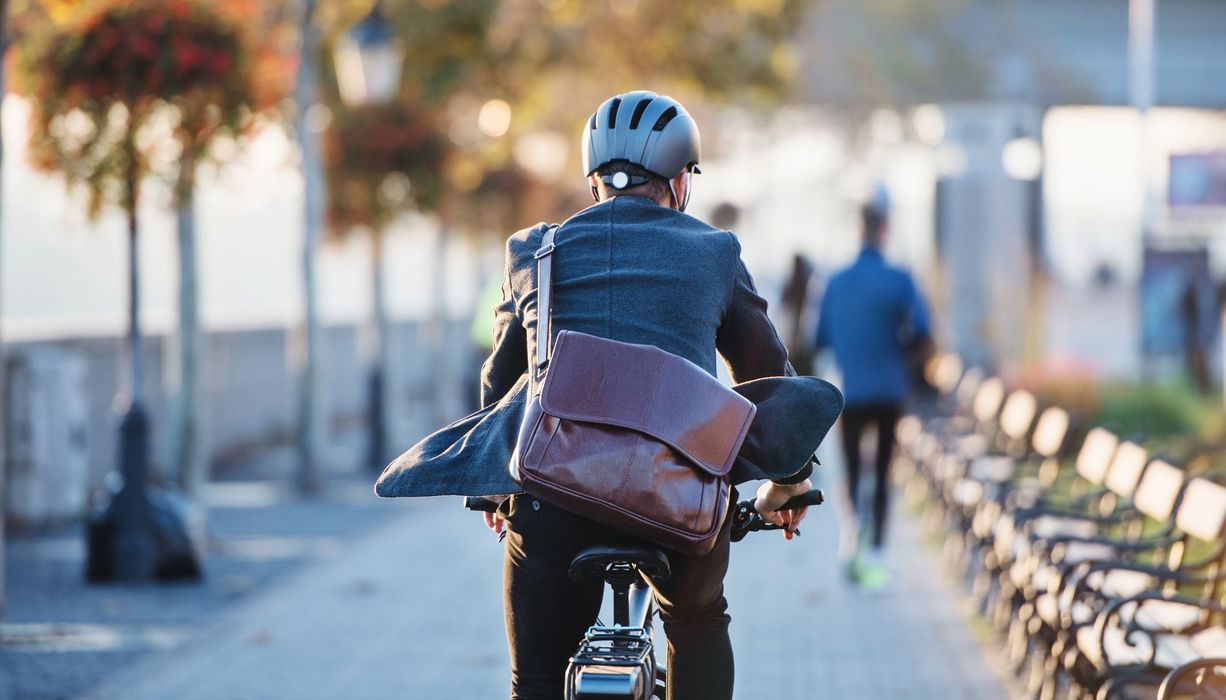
[325,101,450,233]
[31,0,260,103]
[18,0,278,215]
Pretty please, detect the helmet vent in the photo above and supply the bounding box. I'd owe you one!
[588,113,597,131]
[652,106,678,131]
[607,98,622,128]
[628,99,652,129]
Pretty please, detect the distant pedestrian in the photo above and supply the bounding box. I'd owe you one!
[778,253,816,375]
[816,188,930,589]
[465,274,504,413]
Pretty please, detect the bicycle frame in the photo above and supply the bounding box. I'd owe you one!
[465,488,825,700]
[566,565,664,699]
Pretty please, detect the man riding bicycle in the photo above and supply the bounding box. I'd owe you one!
[376,91,843,700]
[486,90,823,699]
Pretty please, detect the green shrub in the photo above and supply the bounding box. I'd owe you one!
[1092,382,1217,443]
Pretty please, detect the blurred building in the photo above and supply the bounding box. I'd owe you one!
[798,0,1226,376]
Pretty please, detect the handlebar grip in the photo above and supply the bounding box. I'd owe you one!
[782,489,825,510]
[752,488,824,514]
[463,496,499,512]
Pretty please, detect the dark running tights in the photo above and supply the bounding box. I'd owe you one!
[500,494,734,700]
[839,402,901,549]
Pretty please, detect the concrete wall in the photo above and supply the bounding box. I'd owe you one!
[3,319,476,526]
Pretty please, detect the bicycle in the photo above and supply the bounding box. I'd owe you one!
[472,488,824,699]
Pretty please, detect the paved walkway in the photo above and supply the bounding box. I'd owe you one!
[83,475,1007,699]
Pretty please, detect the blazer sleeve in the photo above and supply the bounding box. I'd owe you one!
[479,259,528,409]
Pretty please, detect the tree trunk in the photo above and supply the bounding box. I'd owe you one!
[0,0,9,623]
[366,228,390,470]
[429,225,451,425]
[293,0,325,493]
[126,152,144,423]
[169,157,208,494]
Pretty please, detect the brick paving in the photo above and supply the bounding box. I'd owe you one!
[83,475,1008,700]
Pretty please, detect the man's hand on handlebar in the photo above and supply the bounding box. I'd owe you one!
[463,497,505,537]
[483,511,505,535]
[754,478,813,540]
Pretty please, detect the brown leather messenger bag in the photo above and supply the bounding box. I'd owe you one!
[510,224,757,555]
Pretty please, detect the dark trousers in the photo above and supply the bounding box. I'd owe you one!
[839,402,901,548]
[501,494,733,700]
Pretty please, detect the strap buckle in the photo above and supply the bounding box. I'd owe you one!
[533,242,555,259]
[533,360,549,381]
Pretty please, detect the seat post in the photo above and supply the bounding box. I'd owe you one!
[604,563,638,626]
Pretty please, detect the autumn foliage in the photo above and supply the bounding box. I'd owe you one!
[18,0,287,214]
[325,100,448,233]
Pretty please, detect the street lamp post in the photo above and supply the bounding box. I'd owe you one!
[0,0,9,619]
[332,4,404,472]
[334,4,403,108]
[85,154,201,582]
[1130,0,1158,378]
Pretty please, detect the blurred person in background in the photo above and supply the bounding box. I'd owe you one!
[466,274,505,413]
[778,253,817,375]
[815,186,930,590]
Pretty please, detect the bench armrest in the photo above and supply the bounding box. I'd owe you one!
[1159,658,1226,699]
[1015,506,1119,529]
[1057,559,1174,601]
[1007,487,1098,515]
[1170,566,1226,589]
[1088,591,1225,674]
[1098,591,1224,636]
[1035,531,1174,564]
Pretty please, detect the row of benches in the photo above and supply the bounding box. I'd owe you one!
[896,355,1226,699]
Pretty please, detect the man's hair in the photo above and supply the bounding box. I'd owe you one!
[861,204,887,242]
[594,161,671,203]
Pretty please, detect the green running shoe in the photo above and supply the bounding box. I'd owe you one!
[855,549,890,592]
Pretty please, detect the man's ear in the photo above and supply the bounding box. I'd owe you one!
[589,175,602,203]
[669,171,691,211]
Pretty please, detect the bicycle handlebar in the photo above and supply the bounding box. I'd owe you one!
[464,496,500,512]
[466,488,825,543]
[754,488,826,513]
[730,488,824,542]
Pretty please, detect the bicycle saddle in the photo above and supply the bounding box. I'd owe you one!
[568,545,672,582]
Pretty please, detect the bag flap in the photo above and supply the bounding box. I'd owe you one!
[539,330,756,477]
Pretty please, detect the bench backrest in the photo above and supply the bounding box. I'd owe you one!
[1031,407,1070,459]
[999,390,1038,443]
[956,367,985,409]
[972,377,1006,424]
[1175,478,1226,543]
[927,354,963,394]
[1075,427,1120,484]
[1103,441,1149,498]
[895,414,922,449]
[1134,460,1185,522]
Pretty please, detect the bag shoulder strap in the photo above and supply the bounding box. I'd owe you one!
[532,224,560,380]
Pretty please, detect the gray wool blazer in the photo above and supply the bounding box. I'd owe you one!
[375,196,843,498]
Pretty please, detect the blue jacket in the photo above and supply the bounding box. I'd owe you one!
[376,196,843,497]
[816,248,930,406]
